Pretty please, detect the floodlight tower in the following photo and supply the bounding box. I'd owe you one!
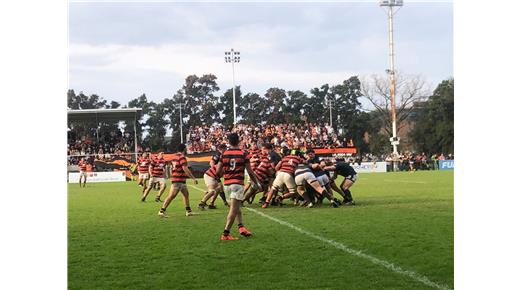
[224,48,240,125]
[380,0,403,155]
[327,98,333,128]
[175,103,184,143]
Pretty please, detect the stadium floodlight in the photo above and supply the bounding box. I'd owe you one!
[224,48,240,125]
[175,103,184,143]
[380,0,403,154]
[326,98,333,128]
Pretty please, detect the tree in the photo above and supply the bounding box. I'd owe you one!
[127,94,153,146]
[218,86,243,126]
[181,74,221,127]
[240,92,268,125]
[329,76,363,140]
[67,90,107,110]
[264,88,288,124]
[361,73,429,139]
[285,90,311,123]
[106,101,120,109]
[144,101,169,150]
[307,85,329,124]
[409,78,454,154]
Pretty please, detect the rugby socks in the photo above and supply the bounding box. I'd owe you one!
[159,207,166,213]
[237,223,244,229]
[321,189,333,200]
[185,206,192,212]
[343,189,353,202]
[219,191,227,202]
[223,229,230,236]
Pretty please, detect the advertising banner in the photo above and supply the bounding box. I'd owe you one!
[351,162,387,173]
[438,160,454,170]
[68,171,126,183]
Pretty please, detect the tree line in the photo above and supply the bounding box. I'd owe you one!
[67,74,454,155]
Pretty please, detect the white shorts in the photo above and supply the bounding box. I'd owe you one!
[295,171,317,186]
[224,184,245,201]
[138,172,150,180]
[272,171,297,193]
[80,171,87,177]
[316,174,330,187]
[204,174,220,189]
[150,177,166,184]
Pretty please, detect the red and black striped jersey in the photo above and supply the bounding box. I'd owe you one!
[170,153,189,183]
[205,164,222,180]
[248,149,261,171]
[150,157,167,178]
[137,157,151,173]
[221,149,249,185]
[278,155,303,175]
[254,154,273,182]
[79,160,88,171]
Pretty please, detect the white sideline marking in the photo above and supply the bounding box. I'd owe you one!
[384,179,427,184]
[188,185,450,290]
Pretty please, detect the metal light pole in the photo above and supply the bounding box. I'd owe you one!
[225,49,240,125]
[380,0,403,155]
[327,98,333,128]
[176,103,184,143]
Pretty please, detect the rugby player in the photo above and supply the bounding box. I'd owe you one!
[158,144,198,218]
[198,144,228,210]
[136,152,151,193]
[243,143,275,204]
[242,143,261,199]
[141,152,167,202]
[216,133,260,240]
[305,150,345,204]
[262,149,302,208]
[78,157,88,187]
[294,158,342,208]
[325,160,357,205]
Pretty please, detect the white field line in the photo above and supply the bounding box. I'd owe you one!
[188,185,451,290]
[384,179,427,184]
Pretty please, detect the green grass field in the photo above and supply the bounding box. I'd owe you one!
[68,171,453,290]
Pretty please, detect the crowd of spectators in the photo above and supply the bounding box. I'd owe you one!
[324,152,454,172]
[187,123,354,153]
[67,129,136,165]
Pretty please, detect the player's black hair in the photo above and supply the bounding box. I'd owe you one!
[177,143,186,153]
[228,133,240,146]
[262,143,272,150]
[306,149,315,154]
[218,144,227,151]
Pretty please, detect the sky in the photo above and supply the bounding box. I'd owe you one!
[68,0,453,109]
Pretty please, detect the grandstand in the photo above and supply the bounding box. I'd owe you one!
[67,108,142,179]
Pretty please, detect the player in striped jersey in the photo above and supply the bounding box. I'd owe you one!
[78,157,88,187]
[141,152,167,202]
[198,144,228,210]
[243,143,275,204]
[216,133,260,240]
[158,144,198,218]
[242,143,261,201]
[262,149,302,208]
[136,152,151,193]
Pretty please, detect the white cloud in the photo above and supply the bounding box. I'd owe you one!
[69,42,359,94]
